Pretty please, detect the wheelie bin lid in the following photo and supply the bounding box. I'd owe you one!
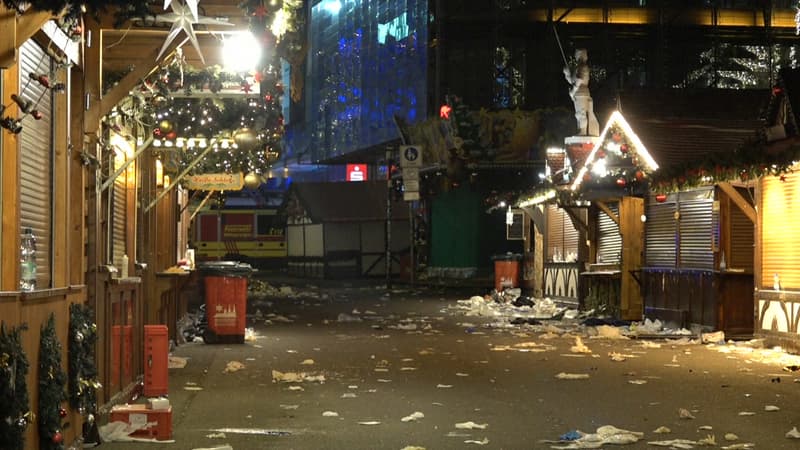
[197,261,254,277]
[491,252,522,261]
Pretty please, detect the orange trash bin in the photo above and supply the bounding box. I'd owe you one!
[493,253,521,292]
[198,261,253,344]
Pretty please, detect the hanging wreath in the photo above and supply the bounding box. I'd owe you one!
[38,314,68,450]
[0,322,32,450]
[68,304,99,416]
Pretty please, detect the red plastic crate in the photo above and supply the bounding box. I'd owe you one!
[110,404,172,440]
[144,325,169,397]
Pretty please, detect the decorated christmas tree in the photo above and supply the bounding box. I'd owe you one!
[0,322,31,450]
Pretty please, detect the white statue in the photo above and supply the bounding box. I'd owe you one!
[563,49,600,136]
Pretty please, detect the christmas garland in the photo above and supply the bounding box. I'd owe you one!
[38,314,68,450]
[0,322,31,450]
[68,303,99,416]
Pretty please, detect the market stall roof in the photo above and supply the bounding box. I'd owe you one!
[606,88,768,170]
[288,181,409,223]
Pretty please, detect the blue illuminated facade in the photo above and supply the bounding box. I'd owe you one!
[305,0,428,162]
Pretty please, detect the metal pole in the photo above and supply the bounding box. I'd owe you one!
[144,143,216,213]
[189,190,215,222]
[409,202,414,287]
[385,147,393,289]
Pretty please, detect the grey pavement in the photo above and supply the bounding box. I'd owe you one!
[96,274,800,449]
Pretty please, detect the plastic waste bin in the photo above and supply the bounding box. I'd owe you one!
[492,253,522,292]
[197,261,253,344]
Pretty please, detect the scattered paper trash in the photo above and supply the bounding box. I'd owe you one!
[653,426,671,434]
[570,336,592,354]
[205,432,226,439]
[787,427,800,439]
[300,359,315,365]
[465,438,489,445]
[358,421,381,425]
[702,330,725,344]
[555,372,590,380]
[168,356,188,369]
[725,433,739,441]
[737,411,755,416]
[679,408,696,419]
[546,425,642,449]
[764,405,780,411]
[192,446,233,450]
[401,447,426,450]
[322,411,339,417]
[224,361,245,373]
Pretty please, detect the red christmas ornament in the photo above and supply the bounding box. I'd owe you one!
[773,86,783,96]
[166,130,178,140]
[655,194,667,203]
[31,110,43,120]
[52,431,63,444]
[153,128,163,138]
[620,144,629,154]
[264,94,273,102]
[635,170,645,181]
[253,71,264,83]
[59,407,67,418]
[252,5,268,17]
[616,177,627,187]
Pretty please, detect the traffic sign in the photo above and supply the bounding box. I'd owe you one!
[403,191,420,201]
[404,180,419,191]
[400,145,423,168]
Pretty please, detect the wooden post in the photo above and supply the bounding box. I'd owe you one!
[619,196,644,320]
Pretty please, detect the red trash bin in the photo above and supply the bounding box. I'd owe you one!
[493,253,521,292]
[199,262,253,344]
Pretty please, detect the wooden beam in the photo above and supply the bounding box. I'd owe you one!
[0,4,16,68]
[85,35,189,126]
[564,206,589,234]
[595,200,620,225]
[16,8,59,45]
[718,182,756,223]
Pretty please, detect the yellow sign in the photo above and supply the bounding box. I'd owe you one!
[185,173,244,191]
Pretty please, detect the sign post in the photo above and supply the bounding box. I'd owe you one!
[399,145,422,201]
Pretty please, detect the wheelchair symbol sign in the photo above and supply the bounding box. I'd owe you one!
[400,145,422,168]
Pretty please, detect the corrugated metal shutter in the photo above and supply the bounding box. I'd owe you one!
[112,151,127,268]
[18,40,53,289]
[729,199,754,272]
[645,199,677,268]
[597,203,621,263]
[762,171,800,288]
[546,205,579,261]
[678,197,714,270]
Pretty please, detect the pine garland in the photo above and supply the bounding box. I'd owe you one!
[0,322,31,450]
[68,304,99,416]
[38,314,67,450]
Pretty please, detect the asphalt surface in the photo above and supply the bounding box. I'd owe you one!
[96,275,800,449]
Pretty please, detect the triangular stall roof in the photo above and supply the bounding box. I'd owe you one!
[288,181,410,223]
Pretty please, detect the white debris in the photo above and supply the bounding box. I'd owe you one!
[436,384,453,389]
[701,330,725,344]
[401,412,425,422]
[224,361,245,373]
[455,421,488,430]
[300,359,315,365]
[737,411,755,416]
[464,438,489,445]
[358,421,381,425]
[786,427,800,439]
[593,325,628,340]
[549,425,643,449]
[570,336,592,354]
[678,408,696,419]
[337,313,362,322]
[764,405,780,411]
[653,426,671,434]
[555,372,590,380]
[271,370,325,383]
[322,411,339,417]
[724,433,738,441]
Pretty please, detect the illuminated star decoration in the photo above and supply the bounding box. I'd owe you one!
[153,1,232,64]
[163,0,199,21]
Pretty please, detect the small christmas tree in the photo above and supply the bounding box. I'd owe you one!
[38,314,68,450]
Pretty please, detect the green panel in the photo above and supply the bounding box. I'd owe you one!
[430,188,482,268]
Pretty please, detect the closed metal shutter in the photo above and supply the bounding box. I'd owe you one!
[729,196,754,272]
[678,194,714,270]
[111,147,127,269]
[597,202,621,263]
[645,199,677,268]
[546,205,579,261]
[18,40,53,289]
[762,170,800,288]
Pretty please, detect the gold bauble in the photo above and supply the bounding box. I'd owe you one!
[158,119,173,133]
[233,127,259,151]
[244,172,262,189]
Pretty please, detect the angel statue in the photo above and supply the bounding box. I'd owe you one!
[563,48,600,136]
